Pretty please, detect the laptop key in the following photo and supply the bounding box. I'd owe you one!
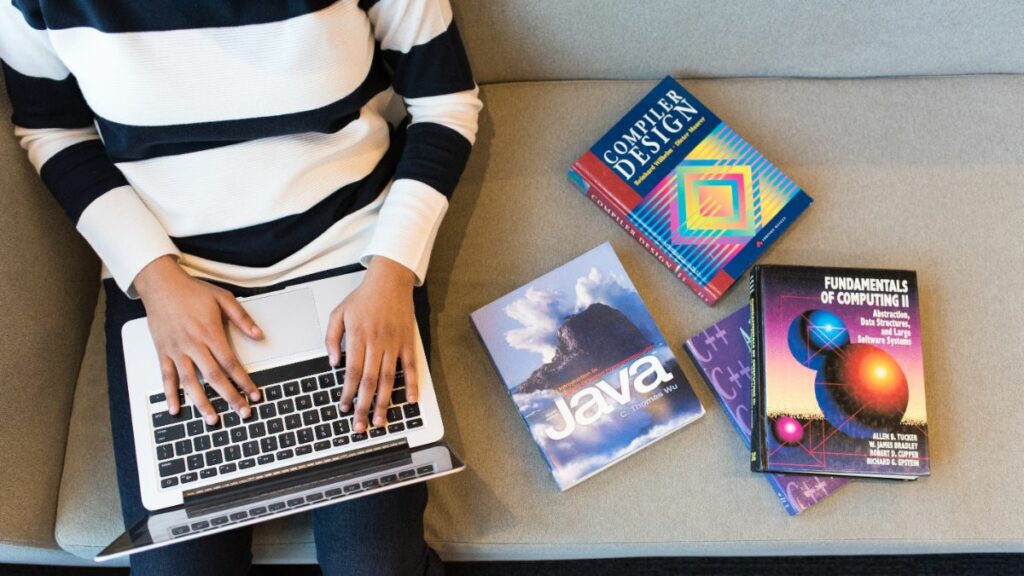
[154,424,186,444]
[314,440,331,452]
[230,428,247,443]
[302,409,320,426]
[257,454,274,465]
[258,403,276,419]
[200,468,217,479]
[320,405,338,421]
[186,420,204,436]
[407,418,423,429]
[344,484,360,493]
[152,407,192,428]
[285,414,302,430]
[306,493,323,502]
[212,431,230,447]
[267,417,284,434]
[269,502,286,512]
[286,497,304,507]
[156,444,174,461]
[351,432,368,442]
[219,463,237,474]
[180,472,198,484]
[250,506,267,516]
[295,445,312,456]
[369,427,386,438]
[403,404,420,418]
[225,445,241,461]
[260,436,278,453]
[278,399,295,415]
[325,488,343,497]
[174,439,193,456]
[380,474,397,485]
[193,435,212,451]
[187,454,204,470]
[313,391,330,406]
[387,407,402,423]
[205,449,223,466]
[314,423,332,440]
[149,392,166,404]
[248,422,266,438]
[391,388,407,405]
[362,479,380,489]
[161,478,178,489]
[191,520,210,530]
[280,431,298,448]
[265,385,283,401]
[205,419,223,432]
[416,465,434,475]
[301,377,317,393]
[211,398,229,414]
[211,516,229,526]
[238,458,256,470]
[296,395,312,411]
[242,440,259,457]
[330,387,343,402]
[277,449,294,460]
[398,469,416,480]
[318,373,335,389]
[159,459,185,477]
[332,436,350,447]
[222,412,241,428]
[297,428,314,444]
[283,382,300,396]
[387,423,405,434]
[332,419,350,436]
[171,526,189,536]
[230,512,248,521]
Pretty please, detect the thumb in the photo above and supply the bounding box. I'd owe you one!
[219,293,263,340]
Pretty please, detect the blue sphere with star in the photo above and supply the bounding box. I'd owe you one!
[787,309,850,370]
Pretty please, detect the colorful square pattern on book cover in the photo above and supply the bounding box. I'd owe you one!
[569,77,812,305]
[685,307,848,515]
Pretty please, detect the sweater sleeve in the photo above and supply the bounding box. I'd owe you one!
[359,0,482,284]
[0,5,179,296]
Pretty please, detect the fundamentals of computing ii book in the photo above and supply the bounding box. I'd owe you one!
[470,243,705,490]
[749,265,930,480]
[685,306,849,515]
[569,76,812,306]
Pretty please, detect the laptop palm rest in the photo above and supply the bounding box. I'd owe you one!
[96,442,464,562]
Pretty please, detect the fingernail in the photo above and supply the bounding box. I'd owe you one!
[240,406,251,418]
[250,391,261,402]
[340,403,349,411]
[251,325,263,338]
[355,422,365,433]
[329,353,338,367]
[169,407,178,415]
[206,414,218,425]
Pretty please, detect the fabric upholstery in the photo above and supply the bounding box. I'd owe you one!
[0,72,100,564]
[53,77,1024,561]
[454,1,1024,83]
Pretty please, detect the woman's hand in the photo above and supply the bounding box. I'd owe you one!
[134,255,263,425]
[325,256,419,433]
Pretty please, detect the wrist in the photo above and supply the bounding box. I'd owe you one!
[365,256,417,289]
[134,255,185,299]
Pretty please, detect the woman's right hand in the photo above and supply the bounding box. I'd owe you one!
[134,255,263,425]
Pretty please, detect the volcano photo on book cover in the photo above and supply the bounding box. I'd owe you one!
[471,243,704,490]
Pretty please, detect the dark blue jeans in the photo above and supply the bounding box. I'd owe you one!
[103,265,443,575]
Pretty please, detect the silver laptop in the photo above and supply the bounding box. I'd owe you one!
[97,270,463,561]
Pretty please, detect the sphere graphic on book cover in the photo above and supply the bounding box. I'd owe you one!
[773,416,804,445]
[787,310,910,439]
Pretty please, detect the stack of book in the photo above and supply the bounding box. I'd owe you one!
[471,77,929,514]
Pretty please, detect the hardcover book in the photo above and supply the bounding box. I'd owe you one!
[749,265,930,479]
[470,243,705,490]
[685,306,849,515]
[569,76,813,306]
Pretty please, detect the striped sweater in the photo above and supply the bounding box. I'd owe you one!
[0,0,481,295]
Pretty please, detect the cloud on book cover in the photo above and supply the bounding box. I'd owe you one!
[503,267,640,362]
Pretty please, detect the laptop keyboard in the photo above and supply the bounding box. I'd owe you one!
[148,356,423,490]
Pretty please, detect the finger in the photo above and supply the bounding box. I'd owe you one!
[160,356,181,415]
[354,346,383,433]
[194,348,251,419]
[340,329,364,413]
[373,350,398,428]
[177,357,218,425]
[217,292,263,340]
[401,346,419,405]
[210,334,260,402]
[324,308,345,368]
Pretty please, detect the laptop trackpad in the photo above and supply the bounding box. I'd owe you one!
[227,288,323,367]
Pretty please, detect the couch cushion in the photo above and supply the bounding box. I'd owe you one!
[56,76,1024,561]
[455,1,1024,82]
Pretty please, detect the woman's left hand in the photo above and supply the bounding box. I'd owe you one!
[326,256,419,433]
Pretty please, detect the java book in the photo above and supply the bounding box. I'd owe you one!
[568,76,813,306]
[685,306,849,515]
[470,243,705,490]
[750,265,930,480]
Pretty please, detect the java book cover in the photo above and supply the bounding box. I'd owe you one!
[750,265,930,479]
[470,243,705,490]
[568,76,813,306]
[685,306,849,515]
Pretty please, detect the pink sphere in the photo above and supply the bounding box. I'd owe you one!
[775,416,804,444]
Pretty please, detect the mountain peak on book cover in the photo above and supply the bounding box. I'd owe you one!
[750,265,930,479]
[569,76,813,306]
[685,307,849,515]
[471,243,705,490]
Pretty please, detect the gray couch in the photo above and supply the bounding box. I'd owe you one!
[2,1,1022,566]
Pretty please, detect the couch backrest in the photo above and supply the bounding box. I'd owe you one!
[454,0,1024,83]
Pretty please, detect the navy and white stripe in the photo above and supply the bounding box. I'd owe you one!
[1,0,481,294]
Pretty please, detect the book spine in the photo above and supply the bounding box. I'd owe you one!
[568,161,718,306]
[749,267,768,472]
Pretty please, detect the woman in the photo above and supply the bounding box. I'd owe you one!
[0,1,480,574]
